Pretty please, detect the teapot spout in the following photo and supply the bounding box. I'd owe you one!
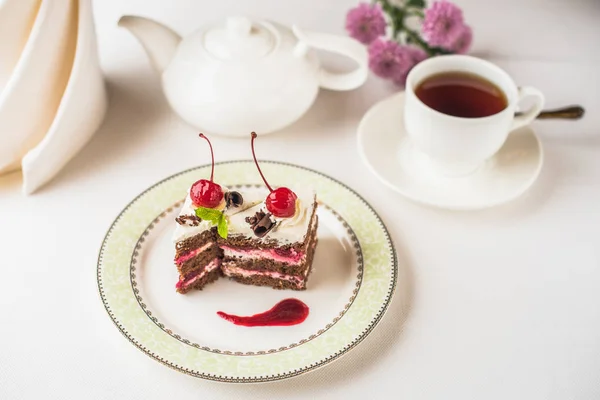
[118,15,181,73]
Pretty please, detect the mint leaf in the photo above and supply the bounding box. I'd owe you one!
[217,215,228,239]
[194,206,227,238]
[195,207,222,222]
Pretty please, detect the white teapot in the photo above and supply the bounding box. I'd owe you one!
[119,15,368,137]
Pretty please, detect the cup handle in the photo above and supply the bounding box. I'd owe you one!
[511,86,545,131]
[292,25,368,91]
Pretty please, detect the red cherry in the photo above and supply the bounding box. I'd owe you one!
[190,134,223,208]
[250,132,297,218]
[266,188,297,218]
[190,179,223,208]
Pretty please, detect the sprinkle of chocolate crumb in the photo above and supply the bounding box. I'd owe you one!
[175,215,201,226]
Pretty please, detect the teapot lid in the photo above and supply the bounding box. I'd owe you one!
[203,16,277,60]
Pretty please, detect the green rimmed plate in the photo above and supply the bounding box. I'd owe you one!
[97,161,397,382]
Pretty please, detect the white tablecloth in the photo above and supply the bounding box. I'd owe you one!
[1,0,599,399]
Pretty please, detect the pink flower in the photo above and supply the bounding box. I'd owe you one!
[368,39,427,84]
[407,46,428,65]
[449,24,472,54]
[421,1,465,49]
[345,3,387,45]
[368,39,410,80]
[393,46,428,87]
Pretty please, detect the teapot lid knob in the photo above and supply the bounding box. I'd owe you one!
[203,16,277,61]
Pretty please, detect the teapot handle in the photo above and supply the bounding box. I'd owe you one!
[292,26,368,91]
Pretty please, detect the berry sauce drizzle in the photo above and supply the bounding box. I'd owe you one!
[217,298,309,327]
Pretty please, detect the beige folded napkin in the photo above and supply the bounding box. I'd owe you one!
[0,0,107,194]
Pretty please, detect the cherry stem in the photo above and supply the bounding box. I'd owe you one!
[250,132,273,193]
[199,133,215,182]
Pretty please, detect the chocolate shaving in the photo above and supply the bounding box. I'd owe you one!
[224,191,243,208]
[175,215,201,227]
[245,209,276,238]
[245,210,263,226]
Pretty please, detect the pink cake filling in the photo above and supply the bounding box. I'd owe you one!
[221,263,305,288]
[220,245,305,265]
[175,242,213,265]
[176,258,221,289]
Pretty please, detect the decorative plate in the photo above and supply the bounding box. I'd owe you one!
[97,161,397,382]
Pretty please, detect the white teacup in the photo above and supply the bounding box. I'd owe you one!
[404,55,544,176]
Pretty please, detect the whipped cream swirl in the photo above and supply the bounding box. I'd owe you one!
[277,198,309,229]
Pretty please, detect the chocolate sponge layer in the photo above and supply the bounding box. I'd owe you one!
[222,217,319,290]
[175,228,216,258]
[222,215,318,275]
[225,273,306,291]
[177,244,223,277]
[176,267,222,294]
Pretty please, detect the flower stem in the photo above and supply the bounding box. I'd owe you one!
[376,0,404,38]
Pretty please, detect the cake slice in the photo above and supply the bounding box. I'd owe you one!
[219,189,319,290]
[173,227,221,294]
[172,132,320,293]
[172,188,262,293]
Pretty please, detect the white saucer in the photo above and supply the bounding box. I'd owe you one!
[357,93,544,210]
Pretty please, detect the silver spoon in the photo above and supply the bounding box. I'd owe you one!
[516,105,585,120]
